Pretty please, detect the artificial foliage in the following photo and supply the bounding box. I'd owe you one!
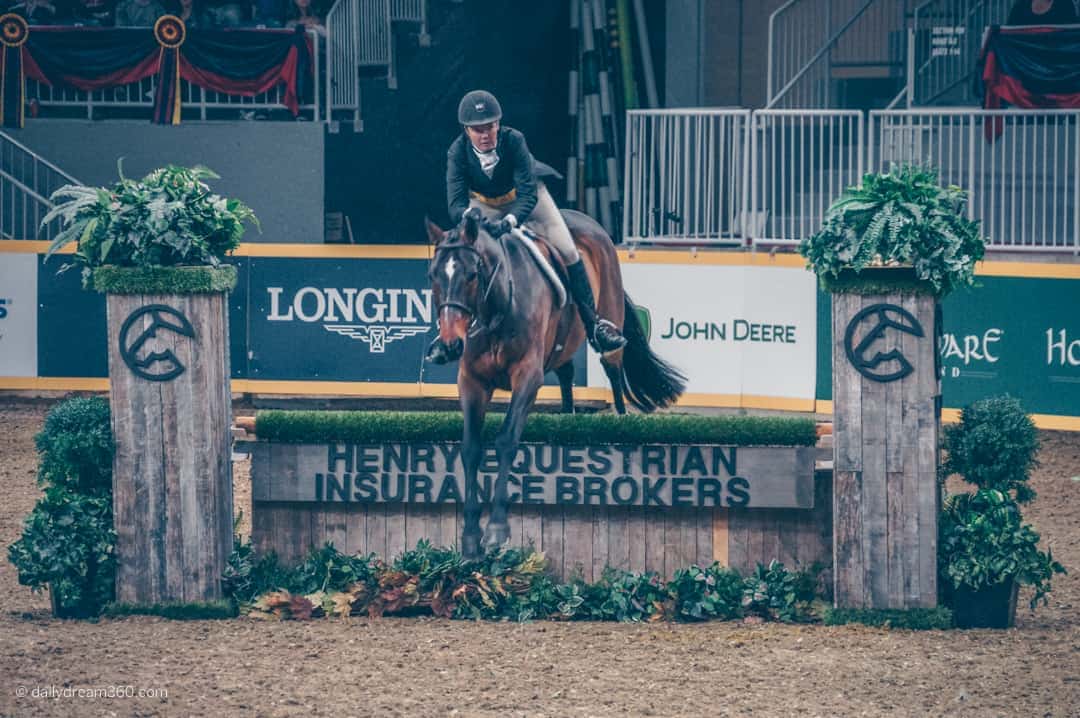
[943,395,1040,504]
[823,607,954,630]
[254,410,818,447]
[800,165,984,297]
[42,164,257,287]
[33,396,113,494]
[8,397,116,618]
[226,539,820,625]
[102,600,237,620]
[90,265,238,295]
[938,396,1065,611]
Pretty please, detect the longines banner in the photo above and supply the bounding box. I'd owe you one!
[246,257,585,387]
[587,262,819,403]
[0,254,37,377]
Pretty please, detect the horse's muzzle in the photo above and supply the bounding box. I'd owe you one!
[438,305,472,343]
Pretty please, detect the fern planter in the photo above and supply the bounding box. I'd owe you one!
[948,578,1019,629]
[41,165,257,606]
[102,269,236,604]
[805,167,981,611]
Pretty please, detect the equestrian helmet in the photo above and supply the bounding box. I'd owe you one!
[458,90,502,126]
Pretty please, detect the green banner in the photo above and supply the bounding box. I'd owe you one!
[816,276,1080,417]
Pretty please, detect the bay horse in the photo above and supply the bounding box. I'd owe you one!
[425,209,686,558]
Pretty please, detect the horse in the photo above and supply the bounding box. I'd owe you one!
[425,209,686,558]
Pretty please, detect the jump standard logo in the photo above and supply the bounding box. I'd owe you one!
[254,443,817,510]
[266,286,431,353]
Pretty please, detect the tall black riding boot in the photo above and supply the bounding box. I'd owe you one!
[565,260,627,354]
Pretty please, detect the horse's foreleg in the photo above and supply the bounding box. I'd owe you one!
[483,364,545,549]
[460,374,491,560]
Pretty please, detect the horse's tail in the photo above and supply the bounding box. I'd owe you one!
[620,293,686,412]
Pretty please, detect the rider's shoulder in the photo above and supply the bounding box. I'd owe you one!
[447,133,468,157]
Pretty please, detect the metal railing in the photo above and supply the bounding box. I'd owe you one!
[871,109,1080,250]
[327,0,362,126]
[751,110,865,246]
[0,130,81,241]
[623,108,1078,252]
[357,0,392,67]
[25,29,321,122]
[768,0,905,108]
[908,0,1011,106]
[622,109,750,245]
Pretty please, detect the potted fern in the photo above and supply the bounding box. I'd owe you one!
[939,396,1065,628]
[42,165,257,606]
[800,164,985,296]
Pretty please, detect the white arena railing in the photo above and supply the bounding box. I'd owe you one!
[623,107,1079,253]
[622,109,750,245]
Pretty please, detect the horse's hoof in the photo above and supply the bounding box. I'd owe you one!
[461,532,482,560]
[482,522,510,550]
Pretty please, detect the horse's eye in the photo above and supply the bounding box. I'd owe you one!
[466,270,478,282]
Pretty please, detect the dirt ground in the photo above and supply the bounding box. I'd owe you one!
[0,399,1077,718]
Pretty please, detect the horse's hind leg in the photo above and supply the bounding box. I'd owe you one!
[555,361,575,413]
[602,356,627,415]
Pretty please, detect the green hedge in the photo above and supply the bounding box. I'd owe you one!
[92,265,237,294]
[821,268,938,296]
[254,411,818,447]
[823,607,954,630]
[102,600,238,620]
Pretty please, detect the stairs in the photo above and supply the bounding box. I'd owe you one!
[325,0,432,129]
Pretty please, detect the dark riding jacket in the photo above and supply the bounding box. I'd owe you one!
[446,126,560,225]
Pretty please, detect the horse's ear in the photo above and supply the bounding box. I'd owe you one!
[425,217,446,245]
[462,211,480,244]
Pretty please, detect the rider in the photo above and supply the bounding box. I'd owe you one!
[425,89,627,364]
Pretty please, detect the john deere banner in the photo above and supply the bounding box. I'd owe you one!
[587,260,819,407]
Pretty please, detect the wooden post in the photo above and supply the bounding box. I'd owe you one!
[107,291,233,604]
[832,290,939,609]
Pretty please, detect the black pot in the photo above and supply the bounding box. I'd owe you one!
[950,578,1019,629]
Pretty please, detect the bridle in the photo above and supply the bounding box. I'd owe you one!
[432,236,510,331]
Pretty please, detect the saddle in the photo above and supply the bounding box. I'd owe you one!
[508,226,568,309]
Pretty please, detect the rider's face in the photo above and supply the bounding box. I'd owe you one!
[466,121,499,152]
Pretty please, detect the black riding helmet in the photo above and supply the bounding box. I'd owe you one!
[458,90,502,126]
